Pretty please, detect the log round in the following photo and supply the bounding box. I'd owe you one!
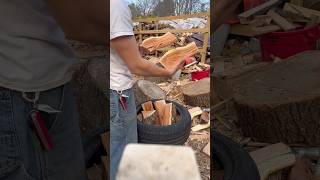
[233,51,320,145]
[133,80,166,105]
[182,78,210,107]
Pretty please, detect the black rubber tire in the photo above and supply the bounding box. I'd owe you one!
[212,130,260,180]
[137,100,192,145]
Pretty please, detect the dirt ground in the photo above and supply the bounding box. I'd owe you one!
[186,131,211,180]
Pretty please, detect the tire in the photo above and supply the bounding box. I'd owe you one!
[212,131,260,180]
[137,100,192,145]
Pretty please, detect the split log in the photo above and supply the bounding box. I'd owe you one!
[141,32,177,52]
[191,121,210,132]
[250,143,296,180]
[142,101,154,111]
[162,103,173,126]
[233,51,320,145]
[188,107,203,119]
[238,0,282,24]
[160,42,198,70]
[142,110,159,125]
[182,78,210,107]
[133,80,166,106]
[154,100,166,124]
[267,9,296,31]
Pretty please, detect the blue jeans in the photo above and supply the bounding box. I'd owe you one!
[0,83,87,180]
[110,88,138,180]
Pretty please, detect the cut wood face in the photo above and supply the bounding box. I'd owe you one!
[160,42,199,70]
[141,32,177,52]
[233,51,320,105]
[142,101,154,111]
[154,100,166,125]
[162,103,173,126]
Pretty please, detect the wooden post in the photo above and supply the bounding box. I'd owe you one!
[138,23,143,43]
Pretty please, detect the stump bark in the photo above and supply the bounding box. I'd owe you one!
[233,51,320,145]
[182,78,210,107]
[133,80,166,105]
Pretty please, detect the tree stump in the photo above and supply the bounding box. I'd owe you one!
[212,61,270,100]
[233,51,320,145]
[182,78,210,107]
[133,80,166,105]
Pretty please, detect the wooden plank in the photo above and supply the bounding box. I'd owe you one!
[267,9,296,31]
[133,12,209,23]
[160,42,199,70]
[154,100,166,125]
[191,121,210,132]
[250,143,292,164]
[283,3,320,18]
[141,101,154,111]
[162,103,173,126]
[141,32,177,52]
[258,154,296,180]
[230,24,281,37]
[238,0,282,24]
[134,28,209,35]
[188,107,203,119]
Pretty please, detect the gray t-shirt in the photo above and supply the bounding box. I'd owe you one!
[0,0,76,92]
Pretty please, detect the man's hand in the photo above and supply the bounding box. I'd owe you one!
[111,36,181,77]
[44,0,107,44]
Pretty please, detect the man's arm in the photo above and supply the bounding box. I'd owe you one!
[111,36,182,77]
[44,0,107,44]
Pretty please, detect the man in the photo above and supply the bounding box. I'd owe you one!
[0,1,106,180]
[212,0,242,31]
[110,0,184,179]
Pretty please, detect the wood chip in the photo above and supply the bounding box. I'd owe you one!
[267,9,296,31]
[191,121,210,132]
[202,142,210,156]
[188,107,203,119]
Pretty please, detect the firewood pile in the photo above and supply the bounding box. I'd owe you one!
[133,27,210,179]
[212,1,320,180]
[231,1,320,37]
[137,100,177,126]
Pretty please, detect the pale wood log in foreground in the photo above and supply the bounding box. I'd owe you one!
[160,42,199,70]
[141,32,177,52]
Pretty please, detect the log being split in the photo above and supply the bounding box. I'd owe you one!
[141,32,177,52]
[142,110,159,125]
[182,78,210,107]
[233,51,320,145]
[133,80,166,105]
[160,42,199,70]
